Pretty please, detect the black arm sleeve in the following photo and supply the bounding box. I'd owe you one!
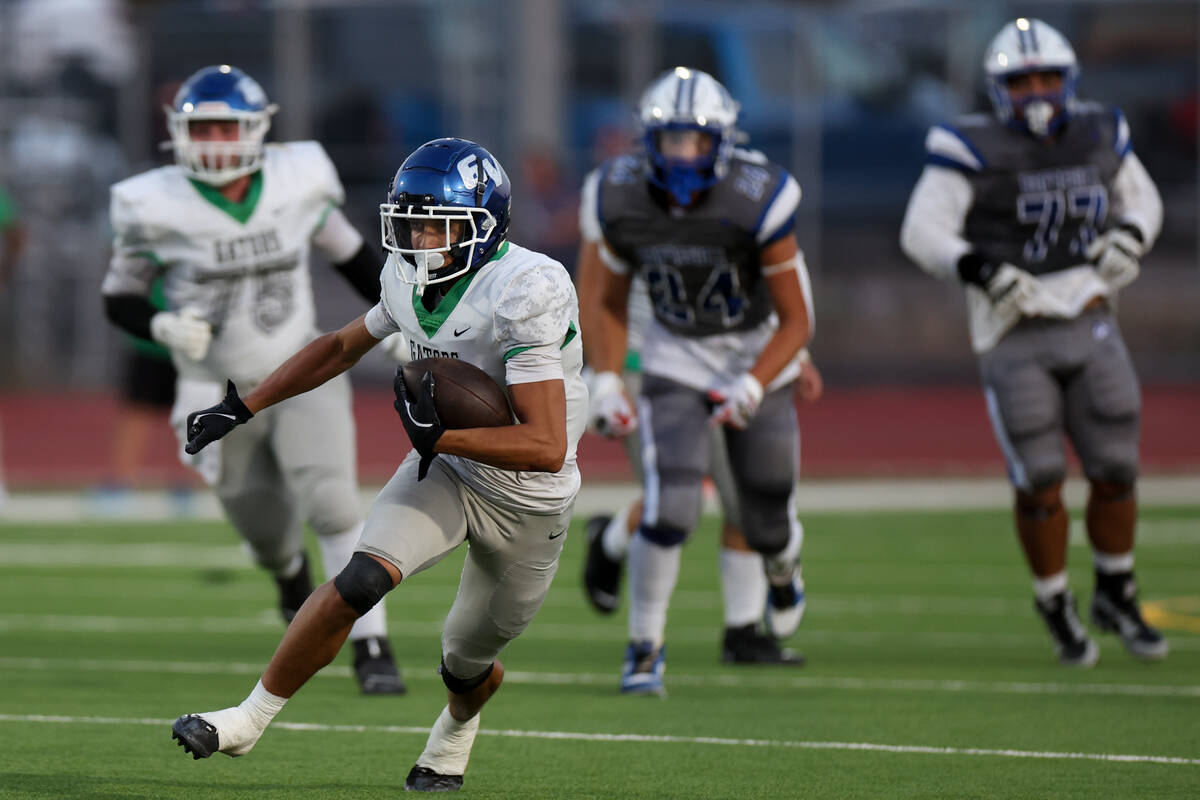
[333,243,383,305]
[104,293,159,341]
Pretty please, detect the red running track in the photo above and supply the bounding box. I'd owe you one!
[2,385,1197,488]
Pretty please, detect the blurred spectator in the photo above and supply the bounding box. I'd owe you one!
[509,148,579,270]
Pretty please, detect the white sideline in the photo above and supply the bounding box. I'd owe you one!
[1,656,1198,699]
[0,713,1196,766]
[2,474,1198,521]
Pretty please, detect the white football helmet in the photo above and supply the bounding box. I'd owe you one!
[165,65,277,185]
[636,66,741,205]
[984,18,1078,137]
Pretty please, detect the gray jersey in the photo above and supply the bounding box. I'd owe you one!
[597,153,797,338]
[933,104,1127,276]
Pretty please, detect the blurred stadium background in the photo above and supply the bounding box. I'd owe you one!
[0,0,1196,491]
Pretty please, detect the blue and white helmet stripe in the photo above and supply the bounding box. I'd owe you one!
[983,18,1078,136]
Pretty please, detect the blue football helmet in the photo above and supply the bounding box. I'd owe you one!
[636,67,741,206]
[380,138,511,294]
[984,18,1079,138]
[165,65,277,184]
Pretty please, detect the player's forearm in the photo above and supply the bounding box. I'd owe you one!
[243,331,363,414]
[435,424,566,473]
[748,317,809,389]
[594,303,629,374]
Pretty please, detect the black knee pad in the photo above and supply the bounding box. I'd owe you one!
[638,523,688,547]
[738,489,792,556]
[440,658,494,695]
[333,552,395,617]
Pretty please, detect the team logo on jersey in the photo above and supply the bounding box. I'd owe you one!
[457,154,505,191]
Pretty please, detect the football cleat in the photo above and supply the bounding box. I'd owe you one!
[620,641,666,697]
[352,636,406,695]
[405,765,464,792]
[1034,590,1099,668]
[765,569,806,639]
[722,623,805,666]
[171,708,262,759]
[1091,576,1169,661]
[274,553,314,624]
[583,514,623,614]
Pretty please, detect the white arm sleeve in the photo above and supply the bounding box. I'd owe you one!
[899,165,975,282]
[505,342,565,385]
[1110,151,1163,250]
[578,168,602,244]
[102,186,160,296]
[312,206,364,264]
[364,301,400,340]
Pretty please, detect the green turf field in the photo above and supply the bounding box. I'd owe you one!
[1,505,1198,799]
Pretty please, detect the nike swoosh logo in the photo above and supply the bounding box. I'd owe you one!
[453,327,470,337]
[200,412,238,421]
[548,529,566,540]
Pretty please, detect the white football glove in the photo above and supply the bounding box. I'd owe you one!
[1087,226,1143,291]
[150,307,212,361]
[588,370,637,437]
[986,264,1041,320]
[708,373,764,430]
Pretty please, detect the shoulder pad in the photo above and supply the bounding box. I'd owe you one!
[924,123,985,173]
[731,147,769,165]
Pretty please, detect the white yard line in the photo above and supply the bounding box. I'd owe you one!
[0,712,1195,766]
[1,612,1197,651]
[1,475,1197,522]
[1,656,1198,699]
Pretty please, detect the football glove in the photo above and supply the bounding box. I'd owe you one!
[150,307,213,361]
[985,264,1041,320]
[588,370,637,437]
[1087,225,1143,291]
[184,380,253,454]
[393,367,444,481]
[708,373,764,430]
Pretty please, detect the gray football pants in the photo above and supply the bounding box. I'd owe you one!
[357,452,573,680]
[980,308,1141,492]
[621,370,741,526]
[636,373,798,555]
[214,374,362,571]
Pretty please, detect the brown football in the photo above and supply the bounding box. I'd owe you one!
[401,357,512,429]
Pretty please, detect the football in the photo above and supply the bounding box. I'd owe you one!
[401,357,512,429]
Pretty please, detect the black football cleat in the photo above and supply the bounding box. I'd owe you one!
[721,623,805,666]
[1091,574,1169,661]
[172,714,219,760]
[1035,590,1099,667]
[352,636,406,695]
[583,514,623,614]
[405,765,464,792]
[275,553,314,624]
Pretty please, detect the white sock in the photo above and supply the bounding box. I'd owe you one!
[628,531,681,646]
[720,548,767,627]
[1093,550,1134,574]
[602,501,635,561]
[1032,571,1069,603]
[196,679,287,756]
[416,705,480,776]
[319,525,389,641]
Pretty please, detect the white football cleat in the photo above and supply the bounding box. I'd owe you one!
[765,569,806,639]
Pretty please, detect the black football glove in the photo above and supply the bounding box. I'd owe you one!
[185,380,254,454]
[393,367,445,481]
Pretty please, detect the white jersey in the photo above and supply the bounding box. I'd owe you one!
[365,241,587,514]
[103,141,346,385]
